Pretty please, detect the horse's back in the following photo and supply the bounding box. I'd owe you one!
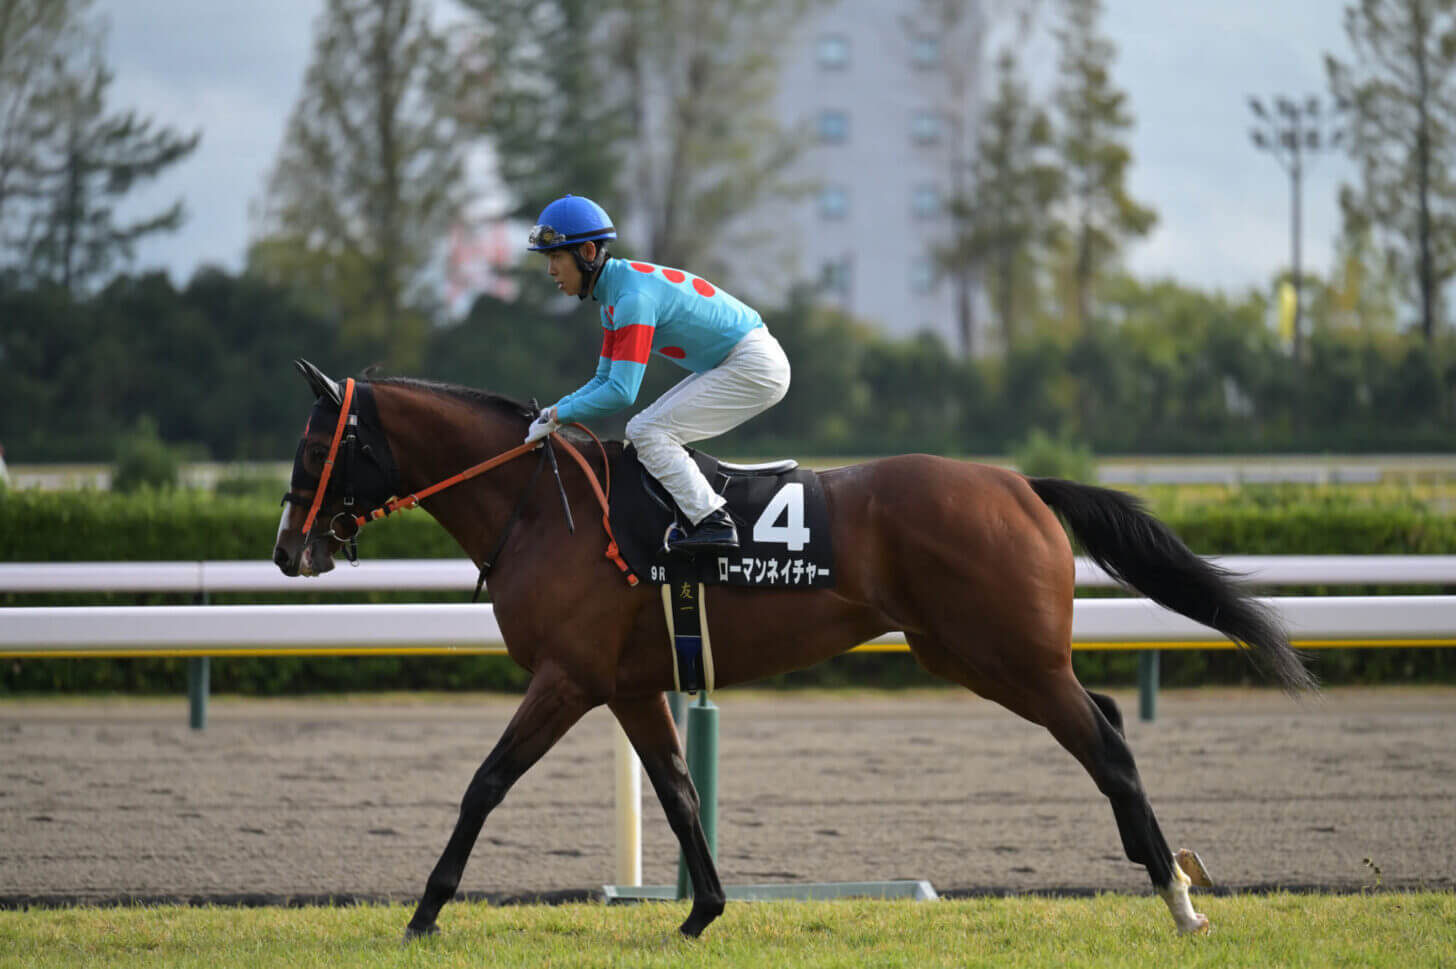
[821,453,1067,543]
[819,453,1075,635]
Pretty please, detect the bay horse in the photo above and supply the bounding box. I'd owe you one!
[272,361,1315,941]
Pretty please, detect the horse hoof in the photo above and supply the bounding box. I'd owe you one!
[403,923,439,944]
[1180,913,1211,936]
[1176,849,1214,888]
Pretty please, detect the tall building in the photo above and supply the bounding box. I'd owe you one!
[767,0,988,354]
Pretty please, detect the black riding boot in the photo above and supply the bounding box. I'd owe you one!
[669,508,739,553]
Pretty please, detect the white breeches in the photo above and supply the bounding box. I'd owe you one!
[626,327,791,524]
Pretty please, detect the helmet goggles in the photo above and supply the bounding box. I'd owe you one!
[528,223,615,250]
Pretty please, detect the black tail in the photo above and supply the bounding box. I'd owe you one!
[1028,476,1317,694]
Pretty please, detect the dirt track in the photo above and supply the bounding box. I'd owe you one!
[2,687,1453,904]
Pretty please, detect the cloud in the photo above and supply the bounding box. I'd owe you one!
[97,0,322,280]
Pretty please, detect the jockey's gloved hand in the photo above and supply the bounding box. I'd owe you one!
[524,407,559,445]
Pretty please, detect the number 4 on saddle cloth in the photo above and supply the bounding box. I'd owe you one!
[607,445,836,694]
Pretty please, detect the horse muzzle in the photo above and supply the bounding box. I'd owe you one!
[272,531,335,577]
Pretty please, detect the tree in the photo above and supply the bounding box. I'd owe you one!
[903,0,1038,356]
[903,0,988,357]
[459,0,626,223]
[1309,225,1402,334]
[462,0,814,289]
[250,0,473,369]
[608,0,814,278]
[940,48,1059,353]
[0,0,79,250]
[1050,0,1155,331]
[1,0,198,291]
[1326,0,1456,345]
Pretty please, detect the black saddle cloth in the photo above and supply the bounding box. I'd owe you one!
[607,445,835,589]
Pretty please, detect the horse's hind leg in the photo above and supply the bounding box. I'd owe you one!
[609,693,726,938]
[1040,683,1209,934]
[907,637,1207,934]
[404,669,593,940]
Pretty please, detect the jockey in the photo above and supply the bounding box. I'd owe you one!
[523,194,791,553]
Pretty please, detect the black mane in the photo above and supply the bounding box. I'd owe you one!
[370,375,534,422]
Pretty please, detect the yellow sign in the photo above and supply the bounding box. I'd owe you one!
[1277,280,1297,347]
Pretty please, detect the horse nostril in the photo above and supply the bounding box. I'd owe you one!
[274,546,290,569]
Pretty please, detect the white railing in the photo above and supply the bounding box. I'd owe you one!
[3,596,1455,657]
[6,554,1456,594]
[5,560,1455,890]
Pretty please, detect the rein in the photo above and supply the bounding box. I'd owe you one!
[305,379,636,588]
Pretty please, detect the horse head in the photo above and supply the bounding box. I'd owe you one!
[273,360,549,579]
[273,359,401,577]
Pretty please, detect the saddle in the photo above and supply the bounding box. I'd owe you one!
[607,445,836,695]
[607,445,835,589]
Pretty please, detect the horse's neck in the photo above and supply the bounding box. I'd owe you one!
[378,387,534,563]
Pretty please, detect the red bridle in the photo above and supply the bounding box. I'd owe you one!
[298,377,358,543]
[299,379,636,586]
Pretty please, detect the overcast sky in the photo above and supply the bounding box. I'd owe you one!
[97,0,1354,298]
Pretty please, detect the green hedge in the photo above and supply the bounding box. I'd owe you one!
[0,489,516,694]
[0,488,462,561]
[3,489,1453,693]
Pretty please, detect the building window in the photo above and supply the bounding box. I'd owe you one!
[816,34,850,70]
[911,184,941,219]
[911,111,943,145]
[910,35,939,69]
[817,109,849,144]
[818,186,849,220]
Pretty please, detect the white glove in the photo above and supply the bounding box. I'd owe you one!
[524,407,559,444]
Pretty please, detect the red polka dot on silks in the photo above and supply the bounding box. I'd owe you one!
[630,262,654,273]
[662,269,686,283]
[692,278,716,297]
[660,347,687,359]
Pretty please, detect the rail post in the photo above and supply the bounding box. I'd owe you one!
[676,692,719,899]
[188,590,209,730]
[1138,650,1159,722]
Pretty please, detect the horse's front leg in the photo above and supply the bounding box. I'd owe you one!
[405,667,593,940]
[609,692,726,938]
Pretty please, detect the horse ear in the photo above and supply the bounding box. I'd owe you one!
[295,359,343,407]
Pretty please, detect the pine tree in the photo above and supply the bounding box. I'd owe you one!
[1,0,197,291]
[250,0,471,368]
[1326,0,1456,344]
[1050,0,1155,332]
[904,0,1038,355]
[0,0,79,253]
[940,49,1059,353]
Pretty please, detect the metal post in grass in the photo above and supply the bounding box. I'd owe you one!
[1138,650,1159,722]
[188,590,210,730]
[676,692,718,899]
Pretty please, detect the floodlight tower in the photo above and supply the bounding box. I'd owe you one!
[1247,94,1342,362]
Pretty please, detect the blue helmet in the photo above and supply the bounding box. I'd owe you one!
[527,195,617,251]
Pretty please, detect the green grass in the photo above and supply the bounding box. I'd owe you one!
[2,894,1452,969]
